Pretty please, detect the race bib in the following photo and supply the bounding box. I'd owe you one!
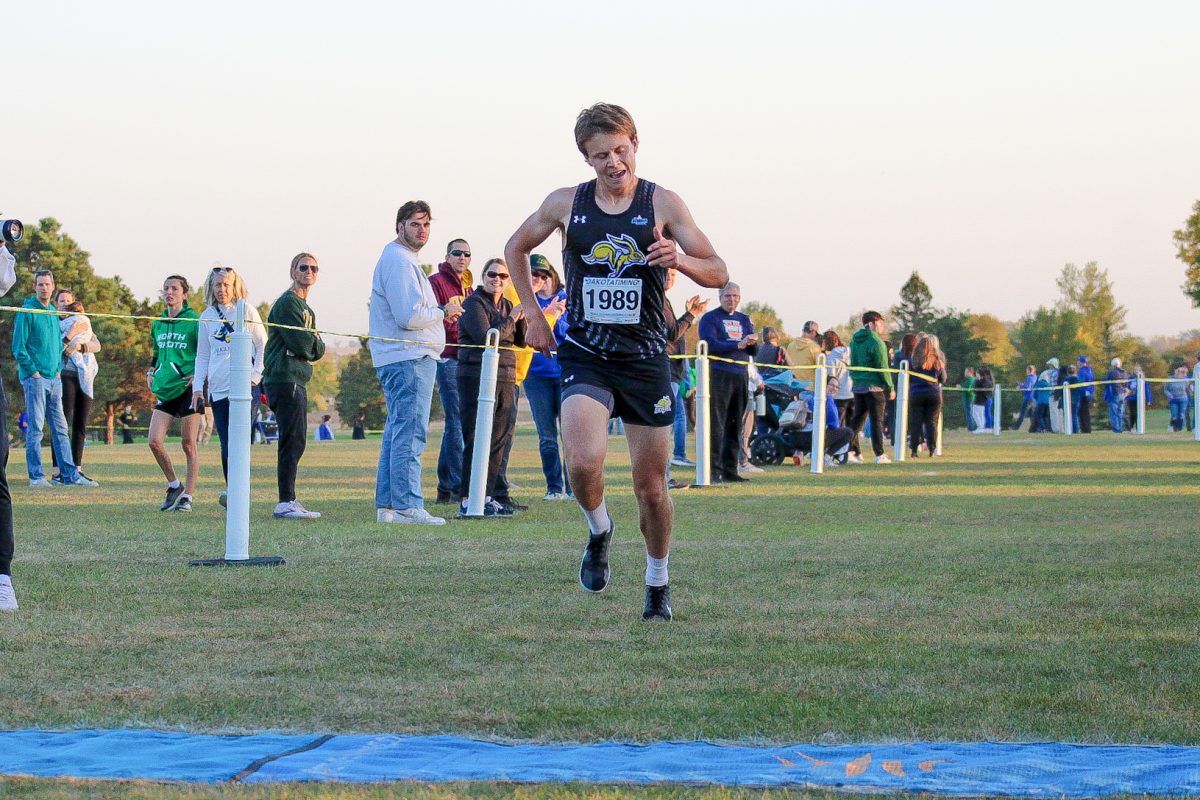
[582,276,642,325]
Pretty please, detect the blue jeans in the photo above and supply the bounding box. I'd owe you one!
[984,397,994,429]
[523,373,569,495]
[1013,398,1034,430]
[1107,398,1124,432]
[672,381,688,460]
[435,358,463,496]
[375,357,437,511]
[1070,394,1082,433]
[1169,398,1187,431]
[22,375,77,482]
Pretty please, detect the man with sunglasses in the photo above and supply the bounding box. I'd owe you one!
[505,102,728,621]
[370,201,463,525]
[427,240,474,506]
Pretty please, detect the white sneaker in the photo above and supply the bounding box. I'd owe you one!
[390,507,447,525]
[543,491,567,501]
[875,454,892,464]
[376,508,395,523]
[669,456,696,468]
[29,478,53,488]
[0,575,17,611]
[66,474,99,487]
[846,453,864,464]
[823,454,840,468]
[738,463,765,474]
[273,500,321,519]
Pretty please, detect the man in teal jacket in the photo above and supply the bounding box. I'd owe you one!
[11,270,96,487]
[847,310,895,463]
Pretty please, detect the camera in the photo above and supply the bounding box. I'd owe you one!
[0,217,22,245]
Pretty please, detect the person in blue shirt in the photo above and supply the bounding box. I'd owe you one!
[1124,365,1151,432]
[1011,365,1037,431]
[1103,358,1129,432]
[1075,356,1095,433]
[795,376,854,465]
[1062,365,1081,432]
[1032,373,1052,433]
[698,283,758,482]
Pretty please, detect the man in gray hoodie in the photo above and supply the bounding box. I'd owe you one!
[369,201,463,525]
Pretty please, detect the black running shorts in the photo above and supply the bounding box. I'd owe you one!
[154,390,198,419]
[558,340,674,428]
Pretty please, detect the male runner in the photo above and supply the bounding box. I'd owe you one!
[505,103,727,621]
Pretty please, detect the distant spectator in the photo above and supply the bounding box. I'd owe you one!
[146,274,198,509]
[796,375,855,466]
[523,254,573,499]
[971,366,994,433]
[848,311,894,463]
[823,330,853,426]
[192,266,267,508]
[1104,357,1129,432]
[908,334,947,456]
[888,333,917,443]
[1125,364,1150,432]
[264,253,326,519]
[699,282,757,482]
[427,237,474,506]
[1165,366,1190,432]
[1075,356,1095,433]
[457,258,527,516]
[118,405,136,444]
[784,320,822,381]
[53,289,101,481]
[315,415,335,441]
[352,412,366,440]
[755,326,791,379]
[1011,365,1037,431]
[1062,364,1081,432]
[1040,358,1061,432]
[962,367,977,431]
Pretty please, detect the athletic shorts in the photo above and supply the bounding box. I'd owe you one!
[558,340,674,428]
[154,390,198,418]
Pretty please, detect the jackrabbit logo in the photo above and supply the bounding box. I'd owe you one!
[581,233,647,279]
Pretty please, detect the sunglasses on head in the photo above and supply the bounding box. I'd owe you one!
[449,249,471,258]
[296,263,319,273]
[485,271,509,279]
[211,266,233,274]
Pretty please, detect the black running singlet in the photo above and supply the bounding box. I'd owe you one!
[562,179,666,360]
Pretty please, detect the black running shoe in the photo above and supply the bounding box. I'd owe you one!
[579,522,614,593]
[161,484,185,511]
[495,498,528,513]
[642,584,673,621]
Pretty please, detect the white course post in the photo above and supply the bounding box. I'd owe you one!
[695,341,712,487]
[191,300,282,567]
[463,329,501,517]
[224,300,253,560]
[1063,384,1073,436]
[992,383,1001,436]
[811,354,827,475]
[893,360,910,462]
[934,404,944,456]
[1194,363,1200,443]
[1136,373,1146,434]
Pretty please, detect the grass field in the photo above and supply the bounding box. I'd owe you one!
[2,414,1198,798]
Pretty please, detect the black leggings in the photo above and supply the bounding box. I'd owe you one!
[908,392,942,454]
[52,371,93,469]
[266,383,308,503]
[459,375,516,500]
[0,376,12,576]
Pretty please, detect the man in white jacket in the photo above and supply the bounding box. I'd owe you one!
[369,201,463,525]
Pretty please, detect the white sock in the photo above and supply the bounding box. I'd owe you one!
[646,553,669,587]
[581,500,611,536]
[167,480,181,489]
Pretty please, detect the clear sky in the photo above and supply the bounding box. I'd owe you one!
[7,0,1199,342]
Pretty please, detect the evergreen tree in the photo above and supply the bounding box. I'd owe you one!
[1175,199,1200,307]
[890,271,939,334]
[1055,261,1128,362]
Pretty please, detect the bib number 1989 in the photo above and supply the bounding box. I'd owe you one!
[582,277,642,325]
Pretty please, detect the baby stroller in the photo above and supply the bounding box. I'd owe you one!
[748,372,808,466]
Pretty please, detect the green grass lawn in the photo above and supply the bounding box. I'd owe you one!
[2,414,1198,798]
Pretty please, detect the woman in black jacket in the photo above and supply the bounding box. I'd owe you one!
[457,258,527,516]
[972,366,994,433]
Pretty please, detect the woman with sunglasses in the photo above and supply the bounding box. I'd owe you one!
[262,253,326,519]
[147,274,201,512]
[192,267,267,507]
[456,257,527,516]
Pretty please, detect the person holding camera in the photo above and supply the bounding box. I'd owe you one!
[0,240,18,610]
[147,274,201,512]
[192,267,267,508]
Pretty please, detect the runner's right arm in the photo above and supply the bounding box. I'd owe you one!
[504,188,572,357]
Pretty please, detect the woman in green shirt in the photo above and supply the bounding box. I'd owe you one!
[147,274,201,512]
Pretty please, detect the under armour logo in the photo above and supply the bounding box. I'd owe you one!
[573,215,587,224]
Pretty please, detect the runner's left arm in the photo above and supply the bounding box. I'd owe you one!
[650,189,728,289]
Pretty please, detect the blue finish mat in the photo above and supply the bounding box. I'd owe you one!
[4,730,1200,796]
